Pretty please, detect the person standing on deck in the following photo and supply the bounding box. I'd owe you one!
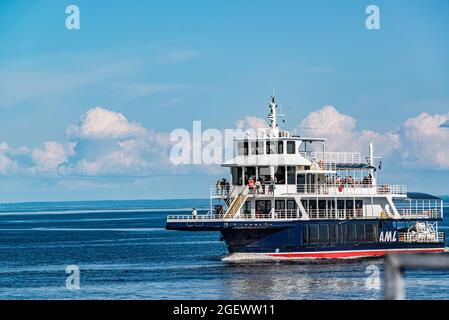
[192,208,197,219]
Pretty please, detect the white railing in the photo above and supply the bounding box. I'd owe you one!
[397,208,442,219]
[167,212,225,222]
[210,185,232,197]
[300,151,362,164]
[239,209,301,220]
[306,209,364,219]
[296,184,407,195]
[398,232,445,243]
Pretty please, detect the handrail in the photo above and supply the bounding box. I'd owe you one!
[296,184,407,195]
[398,232,444,243]
[397,208,442,219]
[306,208,364,219]
[300,151,362,164]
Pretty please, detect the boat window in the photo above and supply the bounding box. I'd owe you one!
[244,167,256,184]
[274,166,286,184]
[318,200,326,210]
[337,200,345,210]
[255,200,271,215]
[320,225,329,244]
[266,141,278,154]
[237,141,249,156]
[250,141,264,155]
[278,141,284,154]
[302,226,309,244]
[347,225,357,243]
[275,200,285,210]
[366,224,377,243]
[329,224,337,243]
[286,141,295,154]
[309,225,319,244]
[338,225,347,244]
[287,166,296,184]
[355,200,363,217]
[308,200,317,210]
[287,200,297,209]
[232,167,243,185]
[243,201,251,215]
[346,200,354,209]
[258,166,271,184]
[357,224,366,243]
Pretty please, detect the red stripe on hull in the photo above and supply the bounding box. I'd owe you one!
[267,248,445,259]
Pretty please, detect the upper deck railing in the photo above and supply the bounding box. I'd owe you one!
[211,183,407,197]
[297,184,407,196]
[300,151,362,164]
[166,206,440,222]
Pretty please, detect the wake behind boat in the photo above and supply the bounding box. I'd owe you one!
[166,97,445,259]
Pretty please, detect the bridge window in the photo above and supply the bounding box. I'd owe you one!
[237,142,249,155]
[266,141,278,154]
[286,141,295,154]
[278,141,284,154]
[251,141,264,155]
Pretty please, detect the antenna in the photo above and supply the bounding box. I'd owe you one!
[268,96,285,132]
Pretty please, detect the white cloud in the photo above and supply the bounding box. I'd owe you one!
[67,107,147,140]
[31,142,75,174]
[235,116,268,131]
[299,105,400,155]
[400,112,449,168]
[0,143,16,174]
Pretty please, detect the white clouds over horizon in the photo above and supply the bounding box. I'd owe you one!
[299,105,401,155]
[1,105,449,179]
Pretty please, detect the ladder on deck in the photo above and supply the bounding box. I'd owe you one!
[224,186,248,219]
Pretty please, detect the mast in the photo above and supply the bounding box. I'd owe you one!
[268,96,283,137]
[368,142,377,185]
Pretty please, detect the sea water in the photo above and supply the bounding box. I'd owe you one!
[0,200,448,300]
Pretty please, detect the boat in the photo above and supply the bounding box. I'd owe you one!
[165,97,445,259]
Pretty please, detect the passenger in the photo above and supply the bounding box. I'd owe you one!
[363,176,369,185]
[225,181,230,194]
[192,208,197,219]
[268,178,276,195]
[336,176,341,185]
[255,179,261,194]
[220,178,226,195]
[247,178,253,193]
[216,180,221,194]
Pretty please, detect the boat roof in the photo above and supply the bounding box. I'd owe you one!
[336,164,375,169]
[406,192,441,200]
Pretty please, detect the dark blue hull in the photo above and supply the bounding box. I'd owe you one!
[166,219,445,258]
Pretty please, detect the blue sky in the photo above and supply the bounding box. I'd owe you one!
[0,0,448,202]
